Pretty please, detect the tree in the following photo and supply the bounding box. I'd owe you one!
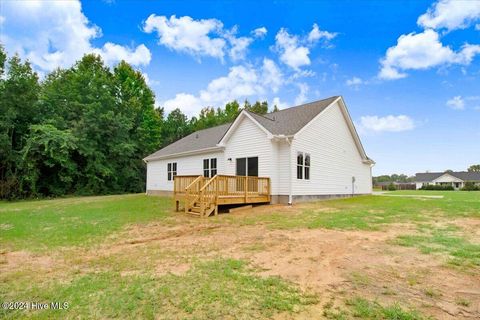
[0,51,40,198]
[247,101,269,114]
[468,164,480,172]
[162,108,191,146]
[21,125,77,196]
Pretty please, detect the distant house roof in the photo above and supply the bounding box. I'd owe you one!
[415,172,480,182]
[144,96,348,161]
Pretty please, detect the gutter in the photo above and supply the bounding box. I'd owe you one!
[143,146,224,162]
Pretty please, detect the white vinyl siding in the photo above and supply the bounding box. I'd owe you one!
[223,116,279,193]
[146,151,224,191]
[290,101,372,195]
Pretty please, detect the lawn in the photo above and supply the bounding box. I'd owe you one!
[1,191,479,319]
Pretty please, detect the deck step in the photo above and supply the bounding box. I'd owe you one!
[190,206,202,213]
[187,211,200,216]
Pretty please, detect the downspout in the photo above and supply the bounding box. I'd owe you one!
[285,137,293,205]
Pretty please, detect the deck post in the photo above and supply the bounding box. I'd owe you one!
[200,190,205,217]
[244,176,248,203]
[175,200,179,212]
[268,177,271,203]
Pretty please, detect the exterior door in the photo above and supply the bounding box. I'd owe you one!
[236,157,258,176]
[235,157,258,192]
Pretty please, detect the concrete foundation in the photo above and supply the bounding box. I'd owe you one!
[146,190,173,196]
[271,193,370,204]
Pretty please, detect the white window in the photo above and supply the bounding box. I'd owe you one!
[297,152,310,180]
[203,158,217,177]
[167,162,177,181]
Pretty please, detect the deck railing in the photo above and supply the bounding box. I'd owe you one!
[174,174,271,216]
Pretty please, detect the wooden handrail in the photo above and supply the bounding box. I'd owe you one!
[185,175,204,191]
[199,174,218,192]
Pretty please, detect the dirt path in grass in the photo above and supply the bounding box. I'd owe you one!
[2,205,479,319]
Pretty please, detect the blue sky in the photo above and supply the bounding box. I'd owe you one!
[1,0,479,176]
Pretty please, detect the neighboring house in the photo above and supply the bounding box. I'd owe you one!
[144,96,375,205]
[415,172,480,190]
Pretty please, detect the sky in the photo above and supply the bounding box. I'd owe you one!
[1,0,479,176]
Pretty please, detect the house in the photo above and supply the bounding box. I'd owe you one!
[144,96,375,215]
[415,172,480,190]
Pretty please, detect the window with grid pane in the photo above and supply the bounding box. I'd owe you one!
[167,162,177,181]
[203,158,217,177]
[297,153,303,179]
[304,154,310,180]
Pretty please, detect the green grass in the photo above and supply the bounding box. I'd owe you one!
[323,297,428,320]
[394,227,480,269]
[238,191,480,231]
[0,259,317,320]
[0,194,172,251]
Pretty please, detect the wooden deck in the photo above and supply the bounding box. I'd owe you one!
[173,175,271,217]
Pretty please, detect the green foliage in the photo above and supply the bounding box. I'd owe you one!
[21,124,77,196]
[0,48,280,199]
[467,164,480,172]
[387,183,397,191]
[373,174,413,185]
[461,181,480,191]
[0,50,41,198]
[420,185,454,191]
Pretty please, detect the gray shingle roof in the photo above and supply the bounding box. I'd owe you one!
[144,96,339,161]
[245,96,339,135]
[415,172,480,182]
[144,123,232,160]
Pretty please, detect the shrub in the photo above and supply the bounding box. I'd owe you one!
[387,183,397,191]
[462,181,480,191]
[420,184,454,191]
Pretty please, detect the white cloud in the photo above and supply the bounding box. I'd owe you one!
[359,115,415,133]
[252,27,267,38]
[224,26,253,61]
[0,0,151,72]
[143,14,256,62]
[307,23,337,43]
[274,24,337,70]
[346,76,364,89]
[161,59,285,116]
[446,96,465,110]
[272,97,289,110]
[274,28,311,70]
[261,58,283,93]
[93,43,151,67]
[294,83,309,105]
[418,0,480,31]
[379,30,480,80]
[143,14,226,60]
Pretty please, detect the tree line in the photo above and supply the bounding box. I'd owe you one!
[373,165,480,185]
[0,48,277,199]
